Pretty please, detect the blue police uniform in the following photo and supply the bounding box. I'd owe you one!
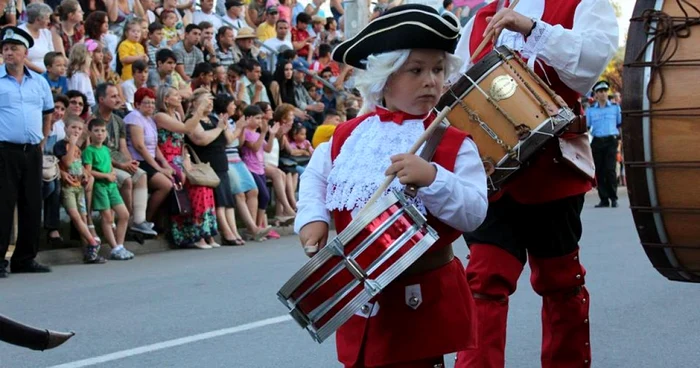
[0,26,55,276]
[586,81,622,207]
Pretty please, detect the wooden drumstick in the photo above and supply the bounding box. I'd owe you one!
[470,0,520,62]
[361,106,452,213]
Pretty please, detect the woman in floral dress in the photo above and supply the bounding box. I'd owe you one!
[154,86,219,249]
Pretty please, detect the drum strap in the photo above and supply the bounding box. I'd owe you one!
[403,121,449,198]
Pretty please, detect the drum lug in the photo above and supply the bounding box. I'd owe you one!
[516,124,531,140]
[482,157,496,176]
[290,308,311,328]
[364,279,382,297]
[327,238,345,257]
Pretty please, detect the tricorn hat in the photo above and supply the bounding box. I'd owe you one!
[331,4,460,69]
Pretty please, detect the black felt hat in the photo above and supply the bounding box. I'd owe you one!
[331,4,460,69]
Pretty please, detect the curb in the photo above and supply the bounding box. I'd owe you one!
[33,225,297,266]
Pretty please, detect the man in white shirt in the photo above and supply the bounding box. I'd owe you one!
[222,0,249,31]
[262,19,293,69]
[192,0,222,31]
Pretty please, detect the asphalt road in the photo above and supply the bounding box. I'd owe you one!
[1,190,699,368]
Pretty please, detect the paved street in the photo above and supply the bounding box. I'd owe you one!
[1,191,699,368]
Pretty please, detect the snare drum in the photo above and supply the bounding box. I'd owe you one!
[277,190,438,343]
[437,46,576,192]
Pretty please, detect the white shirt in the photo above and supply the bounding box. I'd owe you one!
[262,37,293,68]
[121,79,138,105]
[51,119,65,142]
[263,37,293,53]
[147,9,157,23]
[67,71,96,107]
[19,24,54,73]
[450,0,619,95]
[263,137,280,167]
[294,115,489,234]
[192,10,223,31]
[221,14,249,31]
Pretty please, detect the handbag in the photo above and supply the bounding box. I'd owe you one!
[169,183,192,216]
[42,155,60,182]
[182,144,220,188]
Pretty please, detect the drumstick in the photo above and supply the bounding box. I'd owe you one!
[361,106,452,212]
[470,0,520,62]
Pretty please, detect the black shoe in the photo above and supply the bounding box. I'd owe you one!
[594,201,610,208]
[11,260,52,274]
[0,267,8,278]
[47,236,64,248]
[611,200,618,208]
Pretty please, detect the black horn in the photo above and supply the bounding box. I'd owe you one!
[0,314,74,351]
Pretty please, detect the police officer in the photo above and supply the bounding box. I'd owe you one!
[587,80,622,208]
[0,26,55,278]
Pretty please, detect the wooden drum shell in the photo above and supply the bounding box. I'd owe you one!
[623,0,700,282]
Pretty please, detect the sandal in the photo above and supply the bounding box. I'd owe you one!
[274,216,296,226]
[253,227,272,242]
[222,238,244,246]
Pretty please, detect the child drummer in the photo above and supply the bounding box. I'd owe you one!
[293,5,488,368]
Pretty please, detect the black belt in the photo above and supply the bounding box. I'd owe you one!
[0,141,40,151]
[401,244,454,278]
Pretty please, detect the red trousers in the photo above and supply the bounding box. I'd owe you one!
[456,244,591,368]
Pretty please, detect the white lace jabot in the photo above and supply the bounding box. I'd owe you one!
[325,114,426,214]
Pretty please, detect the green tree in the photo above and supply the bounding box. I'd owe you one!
[601,47,624,92]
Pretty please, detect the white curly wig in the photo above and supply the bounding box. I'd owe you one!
[354,50,463,115]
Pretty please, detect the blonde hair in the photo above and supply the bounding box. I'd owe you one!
[63,114,84,127]
[186,88,212,116]
[354,49,462,115]
[67,43,90,77]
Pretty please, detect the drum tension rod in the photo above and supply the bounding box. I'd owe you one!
[343,258,369,283]
[448,88,512,152]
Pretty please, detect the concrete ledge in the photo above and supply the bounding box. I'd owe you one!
[33,224,297,266]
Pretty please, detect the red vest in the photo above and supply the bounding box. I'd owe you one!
[470,0,592,204]
[328,113,478,366]
[330,113,468,253]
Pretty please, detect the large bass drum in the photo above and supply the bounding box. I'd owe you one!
[623,0,700,282]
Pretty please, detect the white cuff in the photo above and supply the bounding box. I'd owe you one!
[293,213,331,234]
[419,163,449,197]
[522,20,554,68]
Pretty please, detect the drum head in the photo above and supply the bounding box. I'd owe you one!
[622,0,700,282]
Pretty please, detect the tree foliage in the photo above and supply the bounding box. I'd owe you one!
[601,47,625,93]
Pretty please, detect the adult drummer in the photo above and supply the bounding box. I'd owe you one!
[588,80,622,208]
[294,5,488,367]
[450,1,618,367]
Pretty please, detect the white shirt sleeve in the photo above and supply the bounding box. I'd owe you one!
[520,0,619,95]
[294,141,333,234]
[450,0,618,96]
[417,138,488,233]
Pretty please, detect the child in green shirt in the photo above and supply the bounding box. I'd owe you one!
[83,118,135,261]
